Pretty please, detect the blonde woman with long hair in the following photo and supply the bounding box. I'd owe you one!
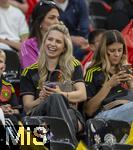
[20,23,87,143]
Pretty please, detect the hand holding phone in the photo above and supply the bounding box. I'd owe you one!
[120,64,133,74]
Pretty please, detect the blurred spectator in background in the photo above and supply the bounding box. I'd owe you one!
[54,0,89,61]
[20,0,60,69]
[87,0,112,30]
[106,0,133,31]
[82,28,106,75]
[8,0,39,23]
[0,0,29,52]
[26,0,39,22]
[8,0,28,14]
[0,49,19,116]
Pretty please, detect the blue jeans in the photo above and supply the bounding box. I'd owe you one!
[95,102,133,123]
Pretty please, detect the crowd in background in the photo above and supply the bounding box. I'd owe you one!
[0,0,133,149]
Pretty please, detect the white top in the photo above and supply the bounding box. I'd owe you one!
[0,108,5,126]
[0,5,29,50]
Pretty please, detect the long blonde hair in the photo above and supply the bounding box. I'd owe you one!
[38,23,75,88]
[92,30,128,80]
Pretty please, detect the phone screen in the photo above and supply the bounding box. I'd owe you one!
[121,64,132,74]
[45,82,56,88]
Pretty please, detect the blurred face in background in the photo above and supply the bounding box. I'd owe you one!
[40,8,59,32]
[90,34,103,52]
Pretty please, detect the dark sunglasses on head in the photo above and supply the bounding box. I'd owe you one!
[40,0,56,6]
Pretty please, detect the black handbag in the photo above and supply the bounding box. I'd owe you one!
[44,69,75,92]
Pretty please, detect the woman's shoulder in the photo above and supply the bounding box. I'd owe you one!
[22,37,38,47]
[20,37,39,56]
[84,65,103,82]
[21,63,38,77]
[86,65,102,72]
[72,58,81,67]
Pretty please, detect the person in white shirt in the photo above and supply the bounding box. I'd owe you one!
[8,0,28,14]
[0,0,29,52]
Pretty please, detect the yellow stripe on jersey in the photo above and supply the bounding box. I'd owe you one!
[22,63,38,76]
[85,66,101,82]
[85,67,96,82]
[2,80,12,86]
[72,59,81,67]
[11,85,15,93]
[30,63,38,69]
[2,80,15,93]
[21,67,28,76]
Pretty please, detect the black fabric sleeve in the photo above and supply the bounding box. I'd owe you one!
[20,70,36,97]
[72,64,84,83]
[85,70,104,98]
[9,93,18,107]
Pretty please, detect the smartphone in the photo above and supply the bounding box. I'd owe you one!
[120,64,132,74]
[45,82,56,88]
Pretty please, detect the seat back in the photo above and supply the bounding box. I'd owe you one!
[2,50,20,98]
[88,0,111,28]
[97,144,133,150]
[50,141,75,150]
[22,116,76,146]
[4,50,20,72]
[86,118,130,148]
[3,50,20,82]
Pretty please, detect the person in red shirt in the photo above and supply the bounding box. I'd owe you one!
[26,0,39,23]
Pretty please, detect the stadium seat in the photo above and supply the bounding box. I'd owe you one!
[4,50,20,72]
[22,116,78,146]
[88,0,111,28]
[50,141,75,150]
[2,50,20,98]
[97,143,133,150]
